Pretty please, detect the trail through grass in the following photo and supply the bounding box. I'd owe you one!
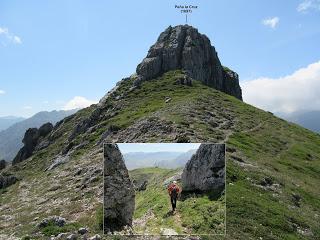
[130,167,226,235]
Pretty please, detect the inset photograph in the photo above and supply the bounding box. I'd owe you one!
[103,143,226,236]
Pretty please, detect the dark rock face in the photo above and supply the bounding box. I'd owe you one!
[38,122,53,137]
[12,122,53,165]
[136,25,242,100]
[0,174,18,189]
[104,144,135,232]
[181,144,225,193]
[12,128,39,165]
[222,68,242,101]
[0,159,6,171]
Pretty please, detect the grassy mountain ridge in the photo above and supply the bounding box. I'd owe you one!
[0,70,319,239]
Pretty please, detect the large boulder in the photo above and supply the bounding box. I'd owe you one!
[181,144,225,193]
[12,122,53,165]
[104,144,135,232]
[135,25,242,100]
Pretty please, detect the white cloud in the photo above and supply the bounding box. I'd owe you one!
[297,0,320,12]
[241,61,320,114]
[63,96,97,110]
[23,106,32,110]
[13,36,22,44]
[0,90,5,95]
[0,27,22,45]
[0,28,8,34]
[262,17,279,29]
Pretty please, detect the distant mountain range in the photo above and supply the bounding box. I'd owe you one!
[277,111,320,133]
[123,149,197,170]
[0,110,77,161]
[0,116,25,131]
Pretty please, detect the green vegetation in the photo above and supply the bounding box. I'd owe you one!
[1,70,319,239]
[130,167,225,235]
[179,194,225,234]
[223,66,232,72]
[40,221,81,237]
[96,204,104,231]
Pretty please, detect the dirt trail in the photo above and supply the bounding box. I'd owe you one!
[173,210,191,234]
[132,207,190,235]
[242,122,263,133]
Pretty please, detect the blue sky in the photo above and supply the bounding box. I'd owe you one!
[1,0,319,117]
[117,143,201,154]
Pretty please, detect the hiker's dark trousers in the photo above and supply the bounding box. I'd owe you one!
[171,196,177,211]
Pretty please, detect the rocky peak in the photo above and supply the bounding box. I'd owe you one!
[12,122,53,165]
[135,25,242,100]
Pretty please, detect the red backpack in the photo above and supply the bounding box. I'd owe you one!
[168,184,179,197]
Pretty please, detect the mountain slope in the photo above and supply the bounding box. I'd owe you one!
[0,116,25,131]
[156,149,197,169]
[130,167,225,235]
[0,24,319,239]
[123,151,196,170]
[1,70,318,239]
[0,110,77,161]
[124,151,182,169]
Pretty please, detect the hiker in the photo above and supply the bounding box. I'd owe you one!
[167,180,181,212]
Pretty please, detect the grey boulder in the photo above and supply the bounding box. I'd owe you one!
[104,144,135,232]
[181,144,225,194]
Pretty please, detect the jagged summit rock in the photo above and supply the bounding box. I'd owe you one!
[135,25,242,100]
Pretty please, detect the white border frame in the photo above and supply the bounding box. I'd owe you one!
[102,143,227,237]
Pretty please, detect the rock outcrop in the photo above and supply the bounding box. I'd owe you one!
[37,216,66,228]
[0,174,17,189]
[12,122,53,165]
[133,179,148,191]
[38,122,54,136]
[135,25,242,100]
[181,144,225,194]
[104,144,135,232]
[0,159,6,171]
